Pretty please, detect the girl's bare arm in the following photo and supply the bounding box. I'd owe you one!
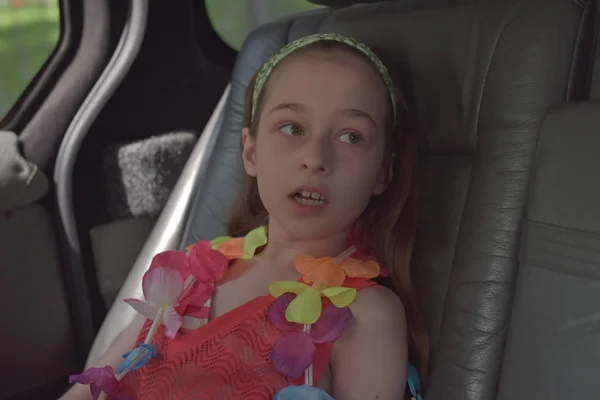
[331,286,408,400]
[59,315,146,400]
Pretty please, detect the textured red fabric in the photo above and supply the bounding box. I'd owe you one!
[119,278,376,399]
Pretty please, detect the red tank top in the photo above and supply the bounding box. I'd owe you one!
[119,277,375,399]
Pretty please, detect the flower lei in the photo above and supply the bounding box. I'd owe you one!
[69,238,232,399]
[69,227,267,399]
[69,226,422,400]
[268,246,379,385]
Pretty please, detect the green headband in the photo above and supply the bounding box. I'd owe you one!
[250,33,397,124]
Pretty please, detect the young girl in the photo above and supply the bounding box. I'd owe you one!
[62,33,428,400]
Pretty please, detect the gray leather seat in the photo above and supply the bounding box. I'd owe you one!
[497,100,600,399]
[88,0,599,398]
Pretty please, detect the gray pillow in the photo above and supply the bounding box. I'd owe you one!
[102,131,197,219]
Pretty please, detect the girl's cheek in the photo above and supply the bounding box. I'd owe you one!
[270,133,301,152]
[257,136,291,159]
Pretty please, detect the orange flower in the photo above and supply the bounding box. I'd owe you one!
[213,237,245,260]
[295,255,380,288]
[208,226,267,260]
[185,238,244,260]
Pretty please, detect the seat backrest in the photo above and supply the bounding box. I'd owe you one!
[498,31,600,393]
[496,22,600,397]
[496,100,600,399]
[91,0,596,398]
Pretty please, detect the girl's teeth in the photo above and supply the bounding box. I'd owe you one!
[298,190,325,200]
[294,196,326,206]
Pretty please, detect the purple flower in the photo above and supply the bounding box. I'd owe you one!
[269,294,352,378]
[69,366,129,400]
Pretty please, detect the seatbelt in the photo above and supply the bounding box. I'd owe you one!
[590,0,600,99]
[0,130,48,212]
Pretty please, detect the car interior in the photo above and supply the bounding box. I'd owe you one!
[1,0,600,398]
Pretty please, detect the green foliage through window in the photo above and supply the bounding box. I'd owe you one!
[0,0,60,118]
[206,0,321,50]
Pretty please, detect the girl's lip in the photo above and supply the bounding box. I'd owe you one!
[288,195,329,216]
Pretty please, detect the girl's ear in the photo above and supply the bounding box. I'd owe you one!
[373,154,394,195]
[241,127,257,177]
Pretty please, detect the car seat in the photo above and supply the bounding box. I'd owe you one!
[87,0,599,398]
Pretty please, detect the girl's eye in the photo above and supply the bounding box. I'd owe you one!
[279,123,302,136]
[339,132,362,144]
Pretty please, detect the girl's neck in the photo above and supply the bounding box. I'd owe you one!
[259,220,350,268]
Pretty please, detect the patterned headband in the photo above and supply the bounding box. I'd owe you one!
[250,33,397,124]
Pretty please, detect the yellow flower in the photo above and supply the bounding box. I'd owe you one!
[269,281,357,324]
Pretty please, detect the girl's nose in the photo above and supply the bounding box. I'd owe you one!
[300,135,332,174]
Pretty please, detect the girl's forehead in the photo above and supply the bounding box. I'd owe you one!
[256,54,389,134]
[264,49,387,100]
[274,47,376,76]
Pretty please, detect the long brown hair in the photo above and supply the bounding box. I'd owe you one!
[228,41,430,385]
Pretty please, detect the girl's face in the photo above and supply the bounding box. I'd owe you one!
[242,49,392,241]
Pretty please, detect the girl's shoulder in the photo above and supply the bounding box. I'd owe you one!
[349,284,405,322]
[329,285,409,400]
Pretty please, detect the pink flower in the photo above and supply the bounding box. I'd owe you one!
[176,240,228,319]
[149,250,190,277]
[69,366,129,400]
[125,244,229,335]
[187,240,228,282]
[176,279,214,319]
[124,266,184,338]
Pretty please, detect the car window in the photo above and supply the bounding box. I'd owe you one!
[0,0,61,118]
[206,0,322,50]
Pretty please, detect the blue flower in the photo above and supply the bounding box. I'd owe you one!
[407,363,423,400]
[116,343,157,375]
[274,385,334,400]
